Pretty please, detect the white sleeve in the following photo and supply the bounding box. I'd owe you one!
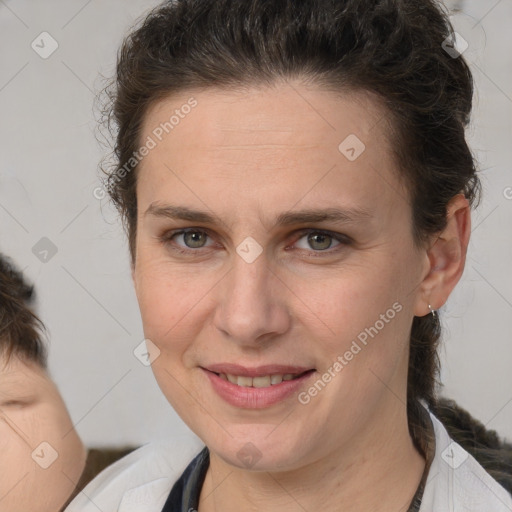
[64,434,205,512]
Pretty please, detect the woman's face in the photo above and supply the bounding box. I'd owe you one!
[0,354,86,511]
[132,83,431,470]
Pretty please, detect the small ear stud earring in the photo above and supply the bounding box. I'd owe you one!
[428,304,437,319]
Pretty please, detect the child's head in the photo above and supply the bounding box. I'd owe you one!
[0,254,86,511]
[0,253,47,366]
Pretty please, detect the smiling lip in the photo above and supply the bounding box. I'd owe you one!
[204,363,313,377]
[201,364,316,409]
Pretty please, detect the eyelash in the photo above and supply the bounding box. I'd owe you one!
[160,228,352,257]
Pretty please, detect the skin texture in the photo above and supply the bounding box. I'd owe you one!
[132,81,470,512]
[0,355,86,512]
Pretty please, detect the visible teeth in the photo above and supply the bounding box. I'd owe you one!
[219,373,300,387]
[270,374,283,385]
[252,376,271,388]
[237,376,253,387]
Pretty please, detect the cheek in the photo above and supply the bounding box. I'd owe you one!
[0,417,33,492]
[134,258,214,347]
[301,256,412,383]
[0,405,85,508]
[294,258,399,334]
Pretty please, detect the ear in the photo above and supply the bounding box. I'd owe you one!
[413,193,471,317]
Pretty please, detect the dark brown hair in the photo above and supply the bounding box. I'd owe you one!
[0,254,47,367]
[101,0,511,488]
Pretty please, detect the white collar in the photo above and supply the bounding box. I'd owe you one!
[65,410,512,511]
[420,410,512,511]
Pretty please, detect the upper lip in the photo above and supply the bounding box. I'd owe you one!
[203,363,315,377]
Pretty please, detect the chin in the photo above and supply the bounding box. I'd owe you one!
[207,427,309,472]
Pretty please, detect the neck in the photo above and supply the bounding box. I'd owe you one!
[198,403,426,512]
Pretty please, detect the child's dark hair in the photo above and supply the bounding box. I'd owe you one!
[0,254,47,367]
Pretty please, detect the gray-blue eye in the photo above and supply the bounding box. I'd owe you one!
[170,229,212,249]
[295,232,340,251]
[163,228,350,255]
[181,230,209,248]
[293,229,349,252]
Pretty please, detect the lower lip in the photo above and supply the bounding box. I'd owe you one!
[203,369,316,409]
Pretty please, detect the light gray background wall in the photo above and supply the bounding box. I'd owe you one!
[0,0,510,448]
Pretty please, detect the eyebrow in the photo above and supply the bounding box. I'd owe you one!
[145,203,373,229]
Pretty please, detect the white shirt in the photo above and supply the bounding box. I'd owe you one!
[64,411,512,512]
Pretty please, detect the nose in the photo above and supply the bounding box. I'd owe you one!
[213,251,290,348]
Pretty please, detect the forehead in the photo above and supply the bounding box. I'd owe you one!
[141,82,390,154]
[0,354,46,387]
[137,82,405,222]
